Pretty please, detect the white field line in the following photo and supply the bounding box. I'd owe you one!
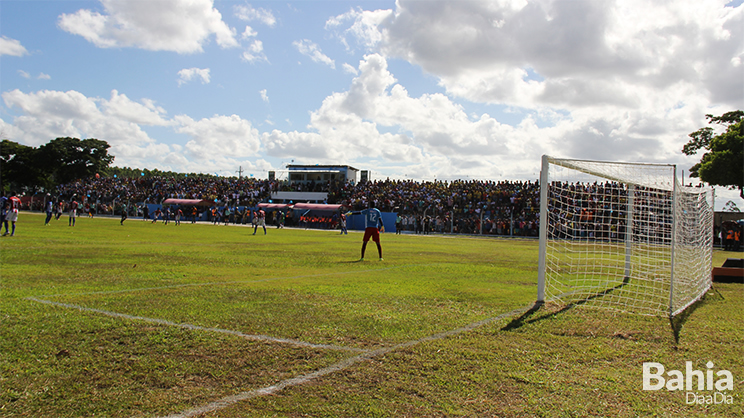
[26,297,365,353]
[25,264,440,354]
[24,261,522,417]
[161,305,533,418]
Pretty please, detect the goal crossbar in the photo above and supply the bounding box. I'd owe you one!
[547,156,676,191]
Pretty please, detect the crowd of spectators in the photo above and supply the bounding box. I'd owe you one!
[18,174,697,239]
[11,171,738,249]
[29,175,542,236]
[327,178,541,235]
[48,175,273,214]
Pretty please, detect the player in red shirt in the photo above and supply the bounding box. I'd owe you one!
[349,203,384,261]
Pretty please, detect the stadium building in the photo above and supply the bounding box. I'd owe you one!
[271,165,361,204]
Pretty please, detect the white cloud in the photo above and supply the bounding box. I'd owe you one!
[1,89,167,163]
[260,53,717,181]
[326,7,392,52]
[263,54,496,169]
[233,5,274,64]
[342,63,359,75]
[369,0,743,110]
[6,87,287,173]
[234,4,276,27]
[0,0,740,211]
[293,39,335,69]
[242,39,268,62]
[102,90,170,126]
[3,0,741,189]
[175,114,262,161]
[57,0,239,54]
[0,88,270,173]
[0,46,732,189]
[0,36,28,57]
[18,70,52,80]
[278,0,740,182]
[242,26,258,39]
[177,68,211,86]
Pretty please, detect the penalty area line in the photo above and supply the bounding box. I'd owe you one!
[161,304,534,418]
[26,297,365,353]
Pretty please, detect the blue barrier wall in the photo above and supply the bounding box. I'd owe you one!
[347,212,397,233]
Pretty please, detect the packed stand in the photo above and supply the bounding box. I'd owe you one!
[51,176,274,216]
[326,178,541,236]
[27,174,686,240]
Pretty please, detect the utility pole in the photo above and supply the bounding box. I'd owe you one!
[236,166,244,179]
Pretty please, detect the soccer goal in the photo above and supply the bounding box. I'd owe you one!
[536,155,714,317]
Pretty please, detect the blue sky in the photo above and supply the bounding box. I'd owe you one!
[1,0,742,208]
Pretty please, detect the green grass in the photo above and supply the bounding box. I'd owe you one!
[1,213,741,417]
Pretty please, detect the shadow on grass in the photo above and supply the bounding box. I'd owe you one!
[336,259,367,264]
[669,286,723,346]
[503,280,720,346]
[501,277,631,332]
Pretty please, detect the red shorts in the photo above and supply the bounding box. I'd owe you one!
[363,227,380,242]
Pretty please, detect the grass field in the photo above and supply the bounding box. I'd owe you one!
[1,212,742,417]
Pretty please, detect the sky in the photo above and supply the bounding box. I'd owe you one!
[1,0,742,209]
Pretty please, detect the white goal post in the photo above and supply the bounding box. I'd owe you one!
[536,155,714,317]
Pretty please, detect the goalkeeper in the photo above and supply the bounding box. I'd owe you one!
[348,203,384,261]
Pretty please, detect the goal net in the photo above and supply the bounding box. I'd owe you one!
[536,155,714,317]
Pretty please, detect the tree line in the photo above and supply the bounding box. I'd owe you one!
[1,137,113,193]
[0,137,218,194]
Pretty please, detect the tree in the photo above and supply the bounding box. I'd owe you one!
[0,140,47,192]
[0,137,115,193]
[682,111,744,198]
[37,137,115,186]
